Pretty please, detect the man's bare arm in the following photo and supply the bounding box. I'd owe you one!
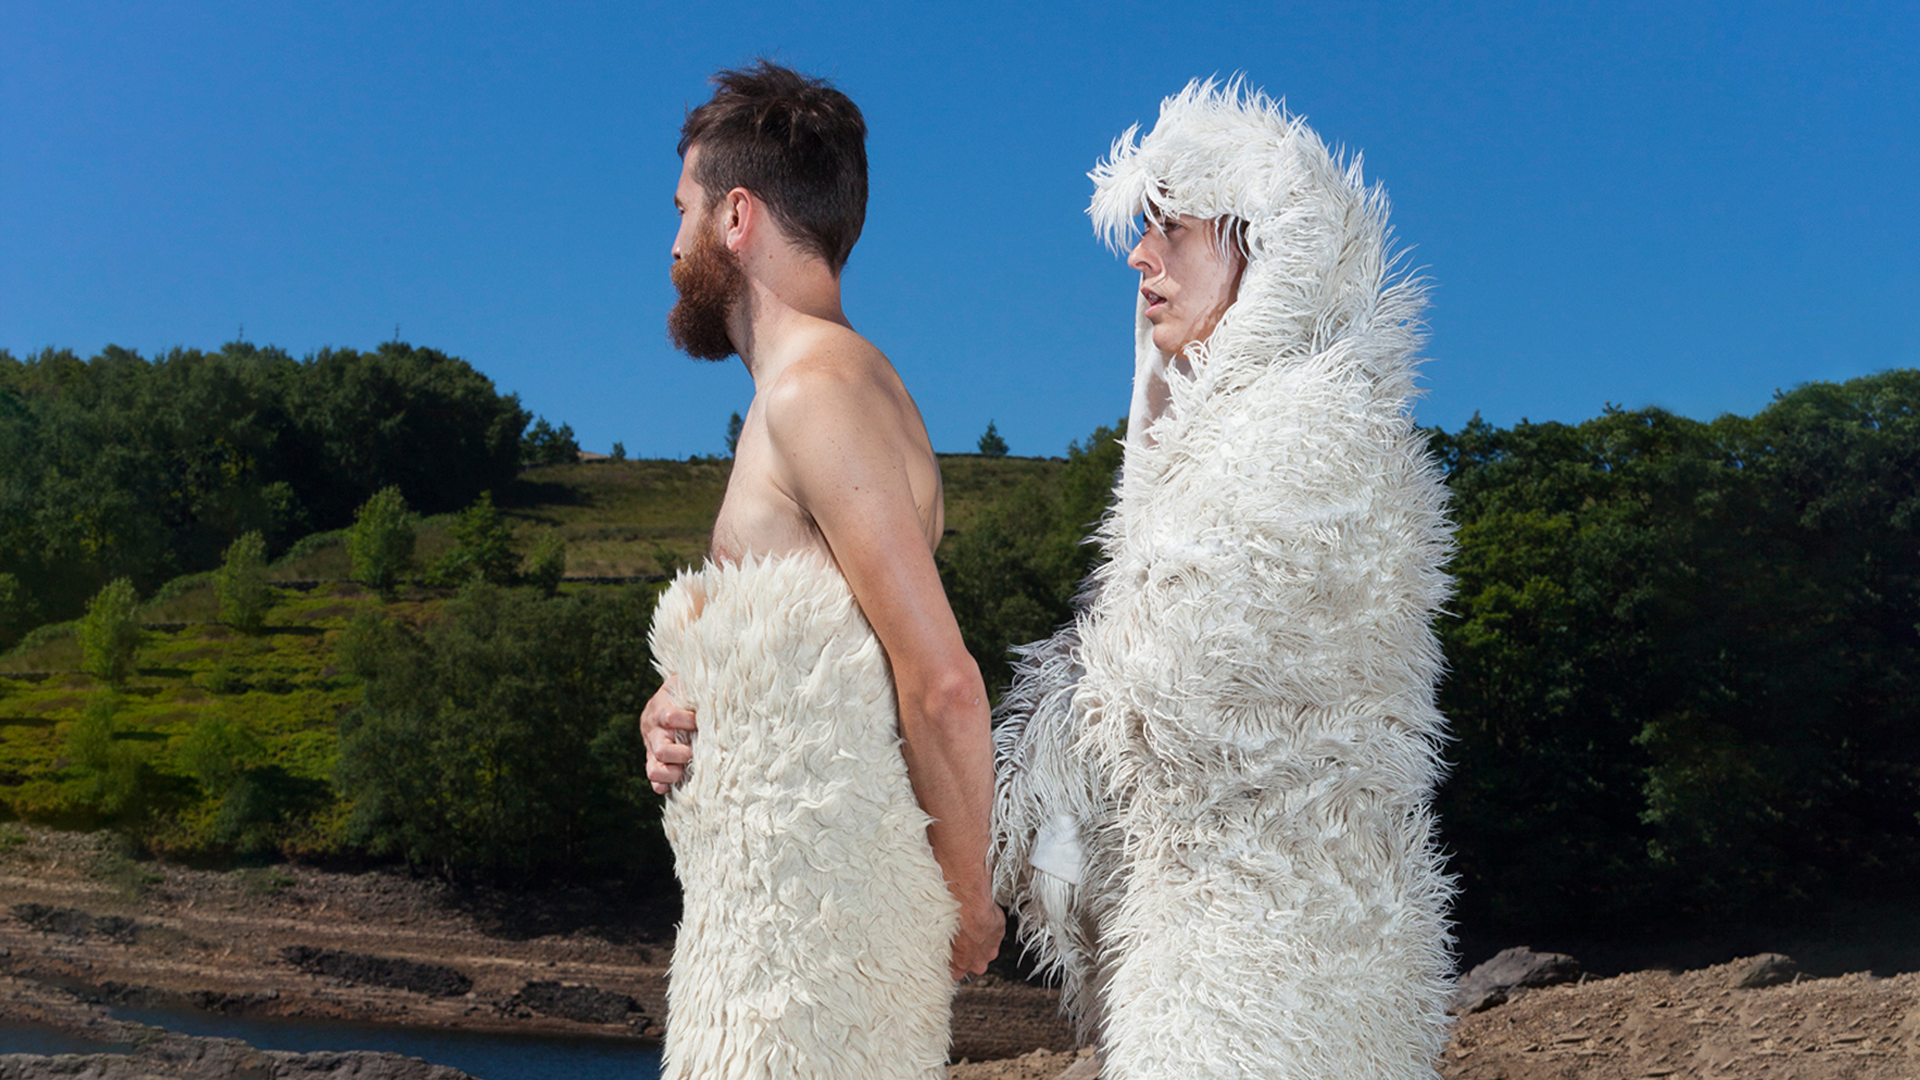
[764,361,1004,979]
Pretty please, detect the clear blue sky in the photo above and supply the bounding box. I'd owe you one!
[4,1,1915,458]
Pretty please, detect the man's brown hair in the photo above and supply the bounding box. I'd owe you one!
[679,61,867,274]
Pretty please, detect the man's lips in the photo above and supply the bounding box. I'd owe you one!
[1142,288,1168,313]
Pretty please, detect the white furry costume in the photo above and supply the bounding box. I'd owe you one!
[992,81,1456,1078]
[651,554,959,1080]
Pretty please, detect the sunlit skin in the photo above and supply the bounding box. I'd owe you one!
[642,146,1005,981]
[1129,213,1245,358]
[1124,213,1246,436]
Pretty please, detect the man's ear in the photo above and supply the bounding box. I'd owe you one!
[721,187,755,252]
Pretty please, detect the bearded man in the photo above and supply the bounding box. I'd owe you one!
[639,62,1004,1080]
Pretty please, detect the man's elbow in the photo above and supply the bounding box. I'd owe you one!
[911,663,989,735]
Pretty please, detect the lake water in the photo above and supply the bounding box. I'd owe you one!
[0,1017,132,1056]
[108,1006,663,1080]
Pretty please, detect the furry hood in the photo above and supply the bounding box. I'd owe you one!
[1089,79,1423,446]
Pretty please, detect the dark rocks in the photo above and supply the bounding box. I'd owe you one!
[189,989,282,1014]
[1731,953,1798,989]
[510,980,643,1025]
[9,904,140,944]
[279,947,472,998]
[1451,946,1582,1014]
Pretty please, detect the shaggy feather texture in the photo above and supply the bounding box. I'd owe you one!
[652,553,959,1080]
[993,79,1457,1079]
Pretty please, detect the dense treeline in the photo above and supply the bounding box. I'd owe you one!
[0,341,532,640]
[1435,371,1920,931]
[941,370,1920,933]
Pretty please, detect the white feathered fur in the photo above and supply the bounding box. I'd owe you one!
[993,79,1457,1078]
[652,554,959,1080]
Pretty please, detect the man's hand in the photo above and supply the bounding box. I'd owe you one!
[642,676,696,794]
[950,894,1006,982]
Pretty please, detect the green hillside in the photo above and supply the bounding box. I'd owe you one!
[0,453,1066,866]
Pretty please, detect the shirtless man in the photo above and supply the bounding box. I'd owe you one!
[638,62,1002,1079]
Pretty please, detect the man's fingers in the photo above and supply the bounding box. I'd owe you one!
[649,741,692,766]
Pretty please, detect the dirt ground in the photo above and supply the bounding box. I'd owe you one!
[2,826,1915,1080]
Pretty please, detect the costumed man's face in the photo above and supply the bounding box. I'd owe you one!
[1128,213,1245,357]
[668,146,748,361]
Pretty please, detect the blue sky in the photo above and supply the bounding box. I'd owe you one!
[3,1,1914,458]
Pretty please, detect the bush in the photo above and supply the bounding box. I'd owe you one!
[214,531,273,633]
[335,582,665,883]
[63,696,145,817]
[347,486,415,597]
[432,491,518,586]
[78,579,145,687]
[524,530,567,596]
[177,712,266,797]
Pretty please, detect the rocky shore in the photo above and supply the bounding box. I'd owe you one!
[2,826,1916,1079]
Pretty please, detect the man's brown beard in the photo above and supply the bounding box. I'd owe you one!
[667,227,746,362]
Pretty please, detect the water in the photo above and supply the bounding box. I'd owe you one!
[0,1018,132,1057]
[109,1006,662,1080]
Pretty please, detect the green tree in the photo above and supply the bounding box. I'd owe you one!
[725,412,744,457]
[78,578,145,687]
[521,417,580,466]
[348,486,415,597]
[977,420,1009,457]
[0,571,39,652]
[334,582,665,883]
[64,695,144,817]
[177,712,266,799]
[524,529,568,596]
[610,441,627,462]
[213,530,274,633]
[433,491,519,586]
[939,420,1124,695]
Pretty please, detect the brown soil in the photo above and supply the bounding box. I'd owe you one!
[3,827,1915,1079]
[0,826,1071,1063]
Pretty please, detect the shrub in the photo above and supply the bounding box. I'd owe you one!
[347,486,415,597]
[78,579,145,687]
[335,582,665,883]
[63,696,145,817]
[432,492,518,586]
[524,530,567,596]
[214,531,273,633]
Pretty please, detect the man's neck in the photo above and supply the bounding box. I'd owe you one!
[731,268,851,388]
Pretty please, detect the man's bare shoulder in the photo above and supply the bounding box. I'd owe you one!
[761,322,916,444]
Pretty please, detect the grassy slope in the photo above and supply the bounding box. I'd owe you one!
[0,454,1057,850]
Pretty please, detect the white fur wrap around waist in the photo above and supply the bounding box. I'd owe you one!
[649,554,958,1080]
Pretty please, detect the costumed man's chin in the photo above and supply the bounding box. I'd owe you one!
[668,229,745,361]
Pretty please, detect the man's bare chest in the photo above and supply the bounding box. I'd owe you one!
[708,464,827,565]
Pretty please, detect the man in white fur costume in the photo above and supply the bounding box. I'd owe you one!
[639,62,1004,1079]
[992,80,1456,1078]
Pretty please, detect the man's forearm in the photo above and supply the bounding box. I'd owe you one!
[897,678,996,905]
